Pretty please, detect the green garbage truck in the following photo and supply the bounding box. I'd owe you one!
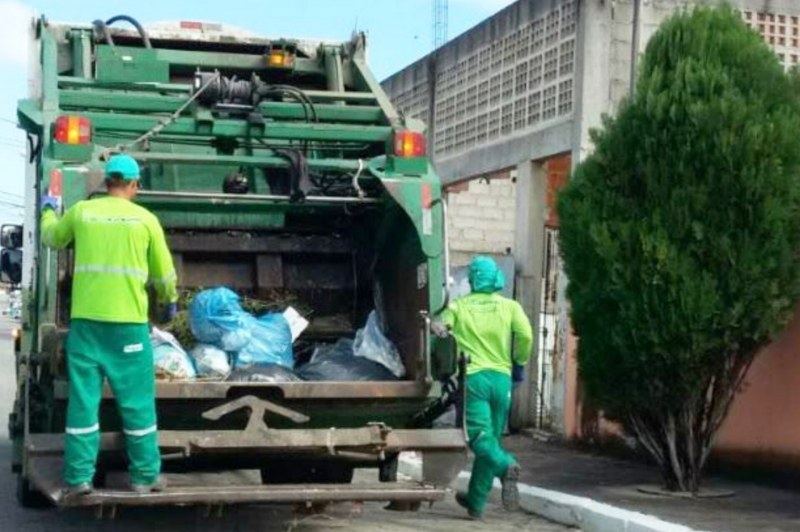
[5,14,466,510]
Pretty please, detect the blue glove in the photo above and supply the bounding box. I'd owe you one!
[161,303,178,323]
[512,363,525,384]
[41,195,62,213]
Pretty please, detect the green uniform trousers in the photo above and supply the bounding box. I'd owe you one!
[464,370,517,514]
[64,319,160,487]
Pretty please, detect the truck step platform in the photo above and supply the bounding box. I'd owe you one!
[49,482,447,508]
[27,455,447,508]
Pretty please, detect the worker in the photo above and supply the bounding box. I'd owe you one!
[40,154,178,498]
[433,256,534,519]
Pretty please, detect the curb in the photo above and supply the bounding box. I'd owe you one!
[398,454,708,532]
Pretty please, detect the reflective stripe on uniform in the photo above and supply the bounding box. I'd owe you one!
[81,214,144,224]
[74,265,148,281]
[65,423,100,435]
[123,424,157,437]
[150,272,177,286]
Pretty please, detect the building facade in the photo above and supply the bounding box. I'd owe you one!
[383,0,800,472]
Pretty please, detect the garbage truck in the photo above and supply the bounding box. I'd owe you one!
[5,14,467,511]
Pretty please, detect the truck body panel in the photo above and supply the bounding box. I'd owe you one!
[10,16,465,509]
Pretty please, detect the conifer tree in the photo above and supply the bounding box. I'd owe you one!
[558,6,800,491]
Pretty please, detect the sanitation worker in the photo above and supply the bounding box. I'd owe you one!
[433,255,534,519]
[40,154,177,498]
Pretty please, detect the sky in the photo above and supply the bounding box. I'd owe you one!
[0,0,515,226]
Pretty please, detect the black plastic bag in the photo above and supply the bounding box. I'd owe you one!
[297,347,399,382]
[227,364,301,383]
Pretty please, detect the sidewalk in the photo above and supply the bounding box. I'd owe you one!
[505,435,800,532]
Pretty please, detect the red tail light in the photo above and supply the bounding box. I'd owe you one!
[49,169,63,197]
[393,130,426,158]
[54,115,92,145]
[421,183,433,208]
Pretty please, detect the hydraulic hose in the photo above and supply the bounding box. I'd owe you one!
[92,14,152,49]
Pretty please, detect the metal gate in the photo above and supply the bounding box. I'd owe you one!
[536,226,560,428]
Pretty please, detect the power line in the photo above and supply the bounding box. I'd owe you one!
[0,118,18,126]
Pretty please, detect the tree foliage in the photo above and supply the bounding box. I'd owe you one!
[557,6,800,491]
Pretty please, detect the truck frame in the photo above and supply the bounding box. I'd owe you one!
[8,15,466,511]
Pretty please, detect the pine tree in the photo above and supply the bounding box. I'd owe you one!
[557,6,800,492]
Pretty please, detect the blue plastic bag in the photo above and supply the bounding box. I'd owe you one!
[189,287,248,344]
[233,314,294,369]
[189,288,295,371]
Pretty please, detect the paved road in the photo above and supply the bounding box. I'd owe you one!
[0,299,570,531]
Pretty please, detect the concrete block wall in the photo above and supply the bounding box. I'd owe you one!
[589,0,800,122]
[445,171,517,267]
[382,0,578,183]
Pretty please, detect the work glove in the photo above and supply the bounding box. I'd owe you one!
[512,363,525,384]
[159,303,178,323]
[430,320,450,338]
[40,195,62,213]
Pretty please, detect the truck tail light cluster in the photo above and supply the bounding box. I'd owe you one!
[54,115,92,145]
[393,130,426,158]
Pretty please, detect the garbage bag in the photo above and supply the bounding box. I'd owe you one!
[310,338,354,363]
[232,313,294,369]
[227,364,302,383]
[190,344,231,380]
[188,287,248,345]
[283,306,309,342]
[151,327,196,380]
[353,311,405,378]
[220,328,251,352]
[297,350,399,382]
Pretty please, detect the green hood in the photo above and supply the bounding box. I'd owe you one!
[468,256,505,294]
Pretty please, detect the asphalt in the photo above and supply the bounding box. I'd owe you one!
[0,291,570,531]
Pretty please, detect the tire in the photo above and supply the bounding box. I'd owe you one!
[260,461,354,484]
[16,475,51,509]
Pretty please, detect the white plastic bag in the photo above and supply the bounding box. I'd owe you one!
[190,344,231,380]
[283,306,309,342]
[151,327,196,380]
[353,311,405,378]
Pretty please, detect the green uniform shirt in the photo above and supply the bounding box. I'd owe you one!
[440,292,534,375]
[41,196,177,324]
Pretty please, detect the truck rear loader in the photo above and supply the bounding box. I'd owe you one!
[3,14,466,511]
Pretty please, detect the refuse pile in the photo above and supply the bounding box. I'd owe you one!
[152,327,196,381]
[151,287,405,383]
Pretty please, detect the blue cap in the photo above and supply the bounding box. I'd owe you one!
[468,255,505,294]
[105,154,140,180]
